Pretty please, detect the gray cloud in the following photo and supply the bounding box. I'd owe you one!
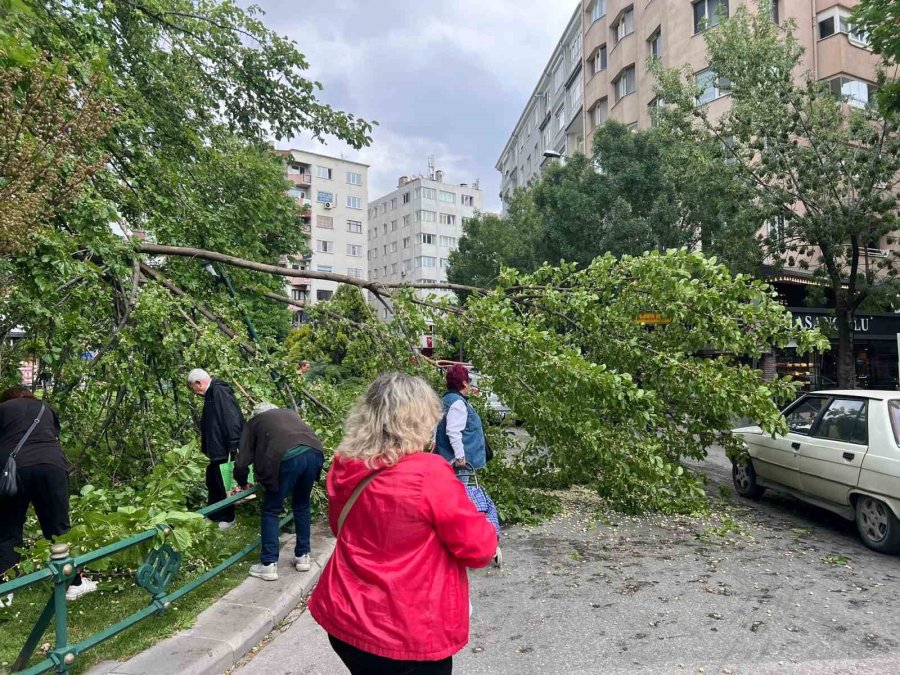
[250,0,578,212]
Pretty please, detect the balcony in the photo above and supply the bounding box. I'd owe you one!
[287,169,312,187]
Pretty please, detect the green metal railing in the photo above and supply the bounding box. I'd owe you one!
[0,486,288,674]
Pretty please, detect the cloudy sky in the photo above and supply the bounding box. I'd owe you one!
[251,0,579,213]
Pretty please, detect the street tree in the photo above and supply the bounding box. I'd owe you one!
[653,2,900,388]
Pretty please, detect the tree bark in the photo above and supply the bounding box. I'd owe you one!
[833,296,856,389]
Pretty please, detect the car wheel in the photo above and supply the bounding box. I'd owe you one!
[855,496,900,554]
[732,457,765,500]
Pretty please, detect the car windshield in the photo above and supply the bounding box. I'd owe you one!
[890,401,900,446]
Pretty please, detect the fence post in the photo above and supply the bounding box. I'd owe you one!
[48,543,77,672]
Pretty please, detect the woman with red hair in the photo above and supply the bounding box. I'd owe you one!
[434,365,487,481]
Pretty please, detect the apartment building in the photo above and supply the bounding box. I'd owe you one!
[496,4,585,212]
[581,0,880,135]
[499,1,882,213]
[367,170,483,315]
[277,150,369,316]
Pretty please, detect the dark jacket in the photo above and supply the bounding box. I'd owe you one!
[200,380,245,462]
[235,408,324,491]
[0,397,68,471]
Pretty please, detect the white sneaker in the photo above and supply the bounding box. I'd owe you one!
[249,563,278,581]
[492,546,502,568]
[0,592,13,608]
[218,520,236,531]
[294,554,311,572]
[66,578,98,601]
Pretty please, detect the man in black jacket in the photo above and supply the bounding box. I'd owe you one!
[187,369,244,530]
[235,402,324,581]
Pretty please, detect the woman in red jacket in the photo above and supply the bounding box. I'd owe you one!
[308,372,498,674]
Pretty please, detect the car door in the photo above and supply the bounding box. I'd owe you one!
[796,397,868,505]
[752,395,828,489]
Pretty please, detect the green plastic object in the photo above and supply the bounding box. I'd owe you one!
[219,460,254,492]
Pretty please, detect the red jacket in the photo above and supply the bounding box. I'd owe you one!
[308,452,498,661]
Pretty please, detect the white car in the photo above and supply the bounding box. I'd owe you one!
[732,390,900,554]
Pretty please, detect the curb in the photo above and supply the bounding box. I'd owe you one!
[89,525,334,675]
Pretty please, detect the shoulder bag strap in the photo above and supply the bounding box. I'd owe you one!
[10,404,47,460]
[337,470,383,536]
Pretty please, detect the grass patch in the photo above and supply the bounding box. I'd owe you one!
[0,516,262,674]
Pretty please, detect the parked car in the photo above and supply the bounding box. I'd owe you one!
[468,370,513,423]
[732,390,900,553]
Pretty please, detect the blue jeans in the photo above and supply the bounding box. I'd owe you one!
[260,451,323,564]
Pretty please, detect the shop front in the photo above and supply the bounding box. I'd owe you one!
[778,308,900,391]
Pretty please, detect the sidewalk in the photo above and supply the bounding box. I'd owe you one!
[88,523,334,675]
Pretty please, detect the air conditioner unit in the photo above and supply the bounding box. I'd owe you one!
[323,201,334,210]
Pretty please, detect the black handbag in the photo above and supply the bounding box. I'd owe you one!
[0,403,46,498]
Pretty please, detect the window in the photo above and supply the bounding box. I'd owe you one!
[403,236,411,249]
[417,210,436,223]
[402,259,412,273]
[648,29,661,61]
[542,126,551,153]
[569,33,582,67]
[421,187,436,200]
[390,198,397,210]
[402,191,411,204]
[347,196,362,209]
[346,171,362,185]
[390,241,398,253]
[347,219,362,233]
[347,244,362,257]
[462,195,474,206]
[418,233,435,245]
[817,8,868,46]
[381,203,387,214]
[316,191,334,203]
[382,265,387,277]
[784,396,827,435]
[291,288,307,302]
[383,222,388,235]
[770,0,779,24]
[316,290,333,302]
[382,245,387,255]
[316,265,333,273]
[440,257,450,268]
[392,263,398,275]
[315,240,333,253]
[613,66,636,102]
[415,256,437,268]
[403,215,411,227]
[461,217,471,226]
[590,0,606,23]
[347,267,362,278]
[569,70,583,109]
[371,268,378,280]
[553,61,564,91]
[316,215,334,229]
[316,166,333,180]
[389,220,396,231]
[440,236,457,247]
[439,214,457,225]
[592,98,609,127]
[695,68,730,105]
[556,104,566,132]
[693,0,728,33]
[613,8,634,44]
[890,401,900,446]
[288,187,306,200]
[814,399,868,445]
[828,76,876,108]
[591,45,607,75]
[439,190,456,204]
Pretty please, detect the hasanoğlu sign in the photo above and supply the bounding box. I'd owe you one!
[789,308,900,338]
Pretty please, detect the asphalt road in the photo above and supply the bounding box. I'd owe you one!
[237,448,900,674]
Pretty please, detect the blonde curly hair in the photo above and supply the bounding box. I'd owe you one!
[337,372,442,468]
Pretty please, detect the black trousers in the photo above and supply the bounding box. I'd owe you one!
[328,636,452,675]
[0,465,71,575]
[205,459,235,523]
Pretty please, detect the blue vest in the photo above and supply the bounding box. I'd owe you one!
[435,392,486,469]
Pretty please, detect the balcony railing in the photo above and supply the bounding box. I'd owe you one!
[287,171,312,187]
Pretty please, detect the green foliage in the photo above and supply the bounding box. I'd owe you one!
[851,0,900,114]
[18,442,216,574]
[437,250,827,514]
[653,1,900,386]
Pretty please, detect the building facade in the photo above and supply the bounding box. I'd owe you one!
[499,0,882,214]
[367,171,483,316]
[277,150,369,316]
[496,4,585,212]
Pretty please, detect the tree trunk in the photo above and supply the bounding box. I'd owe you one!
[834,301,856,389]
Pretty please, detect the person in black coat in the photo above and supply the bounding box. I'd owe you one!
[0,386,97,601]
[187,369,245,529]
